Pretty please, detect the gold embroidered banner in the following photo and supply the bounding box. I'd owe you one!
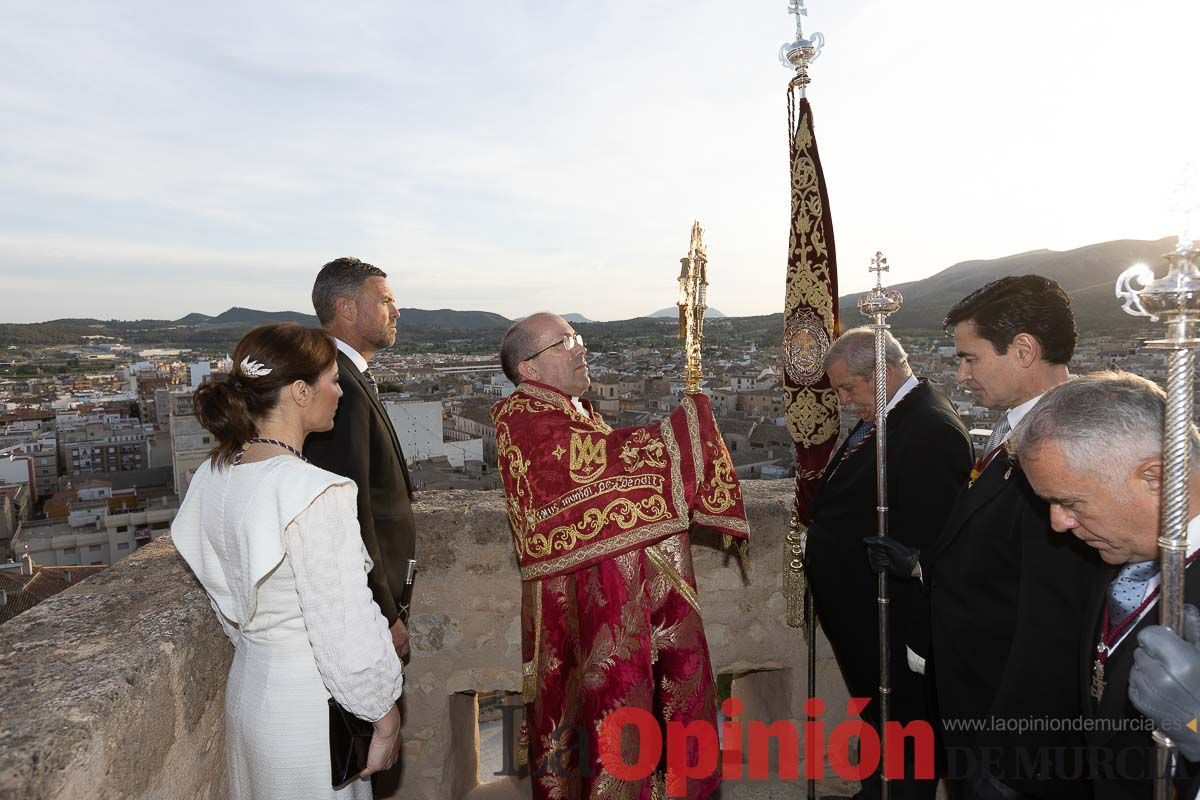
[784,92,840,525]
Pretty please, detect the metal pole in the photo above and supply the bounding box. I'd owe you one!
[873,318,892,800]
[859,252,903,800]
[1116,237,1200,798]
[807,585,817,800]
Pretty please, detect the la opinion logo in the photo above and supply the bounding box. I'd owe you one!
[500,696,936,797]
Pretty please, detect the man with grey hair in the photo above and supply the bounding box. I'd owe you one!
[807,326,972,800]
[1013,371,1200,799]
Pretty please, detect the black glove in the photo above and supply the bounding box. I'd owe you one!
[1130,603,1200,762]
[862,535,920,579]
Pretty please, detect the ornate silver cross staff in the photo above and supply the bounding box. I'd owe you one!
[1115,232,1200,799]
[858,251,904,800]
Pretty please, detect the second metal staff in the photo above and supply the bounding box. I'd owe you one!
[858,251,904,800]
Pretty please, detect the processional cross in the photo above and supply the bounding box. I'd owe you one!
[869,251,889,282]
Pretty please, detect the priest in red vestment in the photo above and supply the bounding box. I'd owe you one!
[493,313,750,800]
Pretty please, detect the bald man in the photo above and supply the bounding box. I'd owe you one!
[492,312,749,800]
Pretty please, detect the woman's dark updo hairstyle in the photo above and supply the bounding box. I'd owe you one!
[193,323,337,467]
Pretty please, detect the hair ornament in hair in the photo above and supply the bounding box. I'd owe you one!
[238,357,273,378]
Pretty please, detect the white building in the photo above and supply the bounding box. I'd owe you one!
[0,451,35,496]
[384,401,484,468]
[486,374,515,397]
[384,401,443,464]
[189,361,212,389]
[168,391,211,497]
[13,498,177,567]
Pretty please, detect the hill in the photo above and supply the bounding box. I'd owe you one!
[207,307,318,325]
[0,307,513,348]
[394,309,511,331]
[837,237,1176,331]
[648,307,726,319]
[0,236,1178,347]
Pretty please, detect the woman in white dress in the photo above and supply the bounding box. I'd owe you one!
[172,323,403,800]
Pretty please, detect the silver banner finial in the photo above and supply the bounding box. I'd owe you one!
[781,0,825,90]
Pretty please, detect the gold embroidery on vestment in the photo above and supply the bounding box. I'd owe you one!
[659,417,689,521]
[519,520,687,580]
[645,542,701,614]
[518,384,613,433]
[619,428,667,472]
[525,496,670,560]
[568,431,607,483]
[701,439,738,514]
[580,596,645,691]
[681,396,705,493]
[693,512,751,536]
[523,579,542,702]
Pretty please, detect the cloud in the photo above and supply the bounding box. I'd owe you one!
[1,0,1198,323]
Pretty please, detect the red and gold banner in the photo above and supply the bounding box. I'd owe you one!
[783,93,840,525]
[492,381,749,582]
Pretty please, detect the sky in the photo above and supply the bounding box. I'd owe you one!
[1,0,1197,324]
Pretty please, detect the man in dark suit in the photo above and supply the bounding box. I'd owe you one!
[868,276,1102,799]
[1013,371,1200,799]
[305,257,415,661]
[807,326,973,800]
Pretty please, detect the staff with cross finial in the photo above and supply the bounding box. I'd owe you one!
[858,251,904,800]
[1115,226,1200,799]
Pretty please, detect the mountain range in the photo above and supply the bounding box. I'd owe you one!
[0,236,1178,347]
[836,236,1177,331]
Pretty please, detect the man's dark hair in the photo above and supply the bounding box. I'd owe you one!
[312,257,388,326]
[943,274,1076,365]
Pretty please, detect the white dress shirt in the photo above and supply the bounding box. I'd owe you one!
[333,337,369,374]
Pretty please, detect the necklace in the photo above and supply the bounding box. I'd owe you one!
[234,437,307,465]
[1090,550,1200,702]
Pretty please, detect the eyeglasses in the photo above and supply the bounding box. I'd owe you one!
[523,333,585,363]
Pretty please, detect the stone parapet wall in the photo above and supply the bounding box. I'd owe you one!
[0,539,229,800]
[0,481,851,800]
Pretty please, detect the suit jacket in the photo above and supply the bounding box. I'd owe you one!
[928,449,1103,798]
[305,350,416,624]
[807,379,973,726]
[1082,559,1200,799]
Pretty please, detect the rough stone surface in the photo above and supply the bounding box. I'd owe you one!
[0,539,229,800]
[0,481,857,800]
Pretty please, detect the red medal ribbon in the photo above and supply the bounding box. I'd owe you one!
[968,443,1007,484]
[1096,550,1200,667]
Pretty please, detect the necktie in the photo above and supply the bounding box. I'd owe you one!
[985,414,1011,453]
[1106,559,1159,622]
[845,421,876,451]
[363,368,379,396]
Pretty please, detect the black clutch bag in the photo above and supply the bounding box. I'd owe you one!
[329,698,374,789]
[329,559,415,789]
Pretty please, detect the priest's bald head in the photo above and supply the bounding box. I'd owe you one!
[1012,371,1200,565]
[499,312,591,397]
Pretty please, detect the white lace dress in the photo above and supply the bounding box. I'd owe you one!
[173,456,403,800]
